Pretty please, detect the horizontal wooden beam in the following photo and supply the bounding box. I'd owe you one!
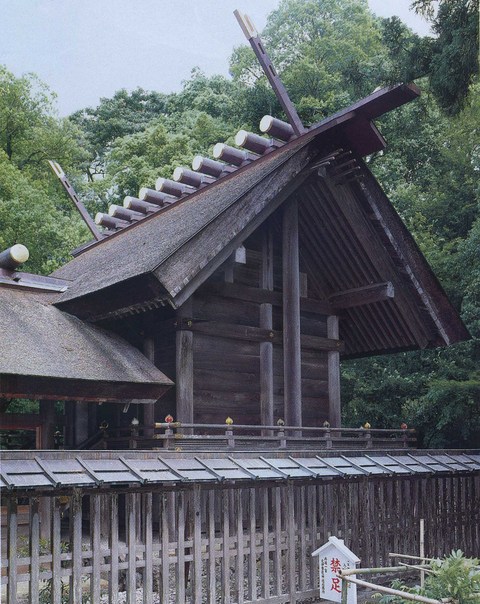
[328,282,394,309]
[0,413,44,430]
[185,320,344,352]
[203,282,335,315]
[0,375,172,403]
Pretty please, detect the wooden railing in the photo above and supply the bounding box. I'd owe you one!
[150,422,415,451]
[81,421,415,451]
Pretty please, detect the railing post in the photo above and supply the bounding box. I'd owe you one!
[326,428,333,449]
[277,419,286,449]
[365,430,372,449]
[164,415,175,450]
[164,425,173,449]
[129,417,139,449]
[226,417,235,448]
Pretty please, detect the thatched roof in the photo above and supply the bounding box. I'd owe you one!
[50,83,468,357]
[0,287,173,402]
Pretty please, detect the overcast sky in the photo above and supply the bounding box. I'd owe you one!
[0,0,431,116]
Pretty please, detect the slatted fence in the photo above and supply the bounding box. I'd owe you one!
[2,471,479,604]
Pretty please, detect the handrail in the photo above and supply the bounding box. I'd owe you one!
[154,421,414,435]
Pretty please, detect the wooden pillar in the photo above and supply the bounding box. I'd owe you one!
[143,336,156,437]
[327,315,341,427]
[282,199,302,428]
[176,298,194,426]
[260,225,274,431]
[39,401,55,538]
[73,401,89,446]
[64,401,74,448]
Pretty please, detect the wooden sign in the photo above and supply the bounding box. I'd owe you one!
[312,536,360,604]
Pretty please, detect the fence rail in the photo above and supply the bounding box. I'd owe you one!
[1,471,479,604]
[95,422,415,452]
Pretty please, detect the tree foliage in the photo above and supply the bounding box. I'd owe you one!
[0,66,89,274]
[383,0,479,114]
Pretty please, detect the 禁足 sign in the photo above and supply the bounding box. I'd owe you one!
[312,536,360,604]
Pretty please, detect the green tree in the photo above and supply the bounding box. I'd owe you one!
[383,0,479,114]
[230,0,387,125]
[0,67,89,273]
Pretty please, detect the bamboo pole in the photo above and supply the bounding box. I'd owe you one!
[338,574,446,604]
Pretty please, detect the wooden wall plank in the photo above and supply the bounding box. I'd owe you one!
[143,493,153,604]
[161,493,170,604]
[193,486,203,603]
[262,487,270,600]
[208,490,216,604]
[249,488,257,600]
[126,493,137,604]
[236,488,245,604]
[90,494,102,604]
[327,315,341,427]
[51,497,62,604]
[222,489,231,604]
[274,487,282,595]
[109,494,119,604]
[176,298,194,425]
[283,199,302,428]
[70,490,83,604]
[29,498,40,604]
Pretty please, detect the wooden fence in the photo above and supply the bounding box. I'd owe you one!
[2,472,479,604]
[89,422,415,451]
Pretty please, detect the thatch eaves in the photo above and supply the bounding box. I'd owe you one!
[0,287,173,402]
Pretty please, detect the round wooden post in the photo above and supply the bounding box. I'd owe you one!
[282,199,302,431]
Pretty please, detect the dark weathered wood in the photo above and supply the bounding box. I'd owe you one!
[70,490,83,604]
[236,488,245,604]
[203,282,334,315]
[90,494,101,603]
[143,337,156,438]
[328,282,394,309]
[262,486,270,599]
[193,486,203,603]
[327,316,341,428]
[7,498,17,604]
[207,490,216,604]
[169,146,315,308]
[127,493,137,603]
[283,199,302,428]
[109,494,119,604]
[287,483,297,602]
[51,497,62,604]
[249,488,257,600]
[260,226,274,430]
[0,412,43,430]
[143,493,153,604]
[39,401,56,448]
[274,487,282,595]
[161,493,170,603]
[223,489,231,604]
[190,320,344,349]
[176,299,194,425]
[176,491,186,603]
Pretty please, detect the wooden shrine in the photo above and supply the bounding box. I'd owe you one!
[0,13,469,447]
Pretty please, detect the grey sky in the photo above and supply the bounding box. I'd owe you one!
[0,0,431,116]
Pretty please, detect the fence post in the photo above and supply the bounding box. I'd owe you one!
[277,419,286,448]
[226,417,235,449]
[164,425,174,449]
